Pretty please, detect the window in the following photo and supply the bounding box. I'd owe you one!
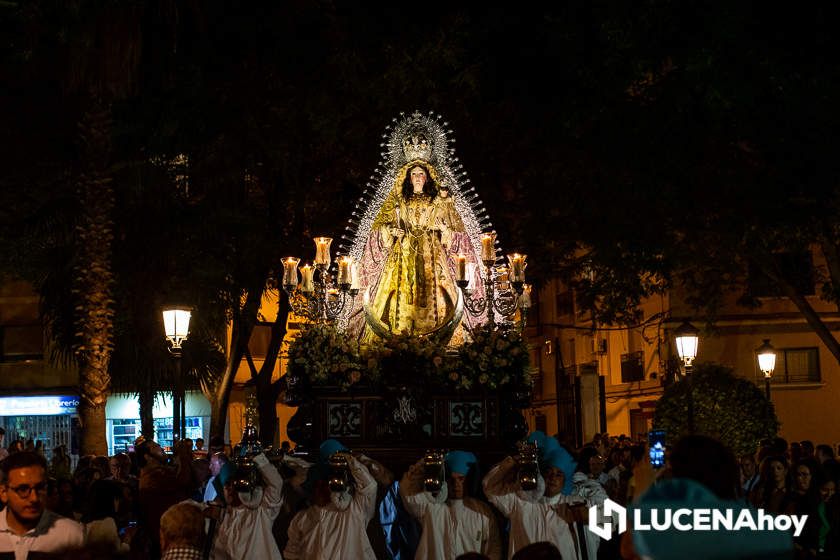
[621,351,645,383]
[0,324,43,362]
[772,347,820,384]
[555,291,574,318]
[153,416,205,450]
[748,252,815,297]
[110,419,139,455]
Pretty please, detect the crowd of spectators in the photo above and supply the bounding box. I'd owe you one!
[0,425,837,559]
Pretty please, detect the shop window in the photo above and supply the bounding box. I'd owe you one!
[153,416,204,450]
[110,419,139,455]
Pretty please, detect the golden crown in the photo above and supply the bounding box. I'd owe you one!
[402,128,434,162]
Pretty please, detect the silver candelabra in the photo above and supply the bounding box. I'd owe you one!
[281,237,359,324]
[456,250,531,329]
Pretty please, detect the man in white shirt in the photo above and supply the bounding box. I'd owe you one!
[204,452,232,503]
[0,451,84,559]
[401,450,502,560]
[483,432,582,560]
[284,440,378,559]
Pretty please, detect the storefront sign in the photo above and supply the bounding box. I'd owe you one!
[0,395,79,416]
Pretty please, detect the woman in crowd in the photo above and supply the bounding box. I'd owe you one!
[784,459,821,518]
[798,474,840,558]
[751,455,790,514]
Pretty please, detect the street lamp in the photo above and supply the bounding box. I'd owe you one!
[163,306,192,442]
[674,321,700,375]
[673,320,699,434]
[756,338,777,400]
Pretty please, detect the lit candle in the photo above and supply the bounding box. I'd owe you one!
[466,263,477,286]
[300,264,314,293]
[496,266,510,290]
[314,237,333,267]
[337,256,352,285]
[507,253,527,282]
[351,262,361,290]
[282,257,300,287]
[480,232,496,262]
[455,254,467,282]
[520,284,532,308]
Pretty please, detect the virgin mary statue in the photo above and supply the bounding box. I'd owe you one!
[339,112,494,344]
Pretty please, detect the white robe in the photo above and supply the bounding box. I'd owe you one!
[210,453,285,560]
[483,457,580,560]
[284,456,378,560]
[400,474,502,560]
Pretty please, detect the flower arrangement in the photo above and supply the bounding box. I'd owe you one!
[285,323,534,393]
[452,323,535,391]
[366,332,448,388]
[286,324,365,390]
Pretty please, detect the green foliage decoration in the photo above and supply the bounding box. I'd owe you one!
[654,362,779,456]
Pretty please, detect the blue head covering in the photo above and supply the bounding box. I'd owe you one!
[319,439,348,463]
[526,431,548,450]
[444,450,477,476]
[218,462,235,486]
[543,447,576,494]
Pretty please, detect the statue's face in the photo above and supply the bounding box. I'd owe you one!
[410,166,427,192]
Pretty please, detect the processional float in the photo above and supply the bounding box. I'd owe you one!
[248,111,536,471]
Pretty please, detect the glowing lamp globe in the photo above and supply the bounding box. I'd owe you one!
[162,307,192,350]
[674,321,699,367]
[756,339,777,379]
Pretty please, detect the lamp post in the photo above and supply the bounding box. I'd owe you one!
[163,306,192,442]
[756,338,777,400]
[674,321,700,433]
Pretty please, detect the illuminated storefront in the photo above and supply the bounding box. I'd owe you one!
[0,395,80,460]
[105,391,210,455]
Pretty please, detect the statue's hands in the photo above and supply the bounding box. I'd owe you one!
[390,227,405,237]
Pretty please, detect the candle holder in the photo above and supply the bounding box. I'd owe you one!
[282,238,359,324]
[457,255,530,329]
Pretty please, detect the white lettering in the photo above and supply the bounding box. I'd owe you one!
[694,509,711,530]
[650,509,670,531]
[734,509,758,532]
[634,509,651,532]
[673,509,693,531]
[775,515,792,531]
[790,515,808,537]
[756,509,775,531]
[712,508,733,531]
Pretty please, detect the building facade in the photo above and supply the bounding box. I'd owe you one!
[525,272,840,449]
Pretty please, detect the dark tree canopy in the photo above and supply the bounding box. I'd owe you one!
[1,1,838,438]
[654,363,779,456]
